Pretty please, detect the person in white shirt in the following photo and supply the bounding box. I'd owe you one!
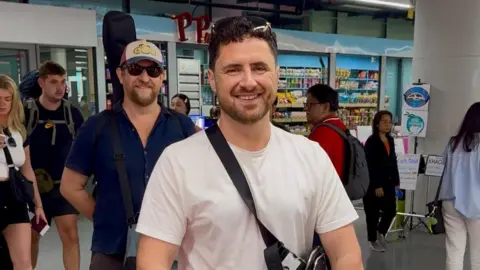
[0,74,46,270]
[136,16,363,270]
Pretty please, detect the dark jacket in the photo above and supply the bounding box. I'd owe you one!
[364,134,400,191]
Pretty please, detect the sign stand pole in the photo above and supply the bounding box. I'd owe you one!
[406,137,429,232]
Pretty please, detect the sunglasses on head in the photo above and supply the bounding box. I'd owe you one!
[121,63,164,78]
[212,16,272,35]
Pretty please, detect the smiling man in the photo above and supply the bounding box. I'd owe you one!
[136,17,363,270]
[60,40,196,270]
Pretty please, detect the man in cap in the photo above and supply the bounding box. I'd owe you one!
[60,40,196,270]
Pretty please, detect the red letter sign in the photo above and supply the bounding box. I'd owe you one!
[193,15,211,44]
[174,12,193,42]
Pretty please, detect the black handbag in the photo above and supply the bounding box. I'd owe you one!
[206,124,329,270]
[426,154,447,235]
[3,138,35,211]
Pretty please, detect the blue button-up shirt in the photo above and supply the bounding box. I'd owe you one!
[65,102,196,254]
[439,140,480,219]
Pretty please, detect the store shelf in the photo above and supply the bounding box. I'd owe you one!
[340,103,377,108]
[336,88,378,92]
[276,103,304,109]
[273,118,307,123]
[293,131,309,136]
[278,87,307,90]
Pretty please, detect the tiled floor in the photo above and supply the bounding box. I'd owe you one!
[34,211,469,270]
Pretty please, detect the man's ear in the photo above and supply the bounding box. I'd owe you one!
[116,68,124,85]
[208,69,216,94]
[37,77,44,89]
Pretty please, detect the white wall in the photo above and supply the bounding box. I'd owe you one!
[0,2,97,47]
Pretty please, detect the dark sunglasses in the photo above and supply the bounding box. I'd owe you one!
[212,16,272,35]
[2,128,16,148]
[121,63,164,78]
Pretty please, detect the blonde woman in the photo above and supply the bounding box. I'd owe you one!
[0,74,46,270]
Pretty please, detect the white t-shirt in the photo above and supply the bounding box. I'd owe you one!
[137,125,358,270]
[0,130,26,178]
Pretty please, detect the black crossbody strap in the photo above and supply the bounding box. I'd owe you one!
[2,144,14,169]
[109,113,136,226]
[205,124,280,247]
[434,153,448,203]
[2,128,16,170]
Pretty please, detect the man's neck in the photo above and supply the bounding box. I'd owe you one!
[39,95,62,111]
[122,98,161,121]
[218,113,271,152]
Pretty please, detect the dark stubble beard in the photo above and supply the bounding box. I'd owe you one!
[217,88,272,125]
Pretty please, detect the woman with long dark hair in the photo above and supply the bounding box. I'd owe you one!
[439,102,480,270]
[363,110,400,252]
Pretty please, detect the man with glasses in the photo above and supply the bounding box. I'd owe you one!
[136,17,362,269]
[305,84,347,183]
[60,40,196,270]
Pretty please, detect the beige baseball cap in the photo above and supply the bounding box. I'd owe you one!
[120,40,163,67]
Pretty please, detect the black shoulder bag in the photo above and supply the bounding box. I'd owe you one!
[205,124,329,270]
[109,113,138,270]
[3,131,35,211]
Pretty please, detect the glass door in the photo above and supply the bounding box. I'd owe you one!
[0,43,36,86]
[38,46,97,117]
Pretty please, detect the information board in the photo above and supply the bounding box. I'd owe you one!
[397,154,421,190]
[401,84,431,138]
[424,155,444,177]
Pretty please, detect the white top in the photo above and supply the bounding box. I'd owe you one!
[137,125,358,270]
[0,130,26,178]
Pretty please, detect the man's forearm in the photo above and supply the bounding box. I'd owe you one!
[62,189,95,221]
[330,253,363,270]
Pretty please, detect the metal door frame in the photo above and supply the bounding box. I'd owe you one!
[0,43,37,71]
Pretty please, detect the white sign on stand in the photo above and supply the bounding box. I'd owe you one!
[401,84,431,138]
[397,154,421,190]
[424,155,444,177]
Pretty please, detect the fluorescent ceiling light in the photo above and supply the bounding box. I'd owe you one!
[354,0,412,9]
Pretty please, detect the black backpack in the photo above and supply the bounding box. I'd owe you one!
[24,99,76,143]
[19,71,42,102]
[317,123,370,200]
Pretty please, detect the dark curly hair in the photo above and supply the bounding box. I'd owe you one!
[171,93,191,115]
[208,16,278,70]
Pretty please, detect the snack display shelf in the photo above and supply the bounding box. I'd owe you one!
[277,103,384,109]
[272,118,307,123]
[341,103,378,108]
[276,103,304,109]
[293,131,310,136]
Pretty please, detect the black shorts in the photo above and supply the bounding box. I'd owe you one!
[0,181,30,232]
[41,185,78,225]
